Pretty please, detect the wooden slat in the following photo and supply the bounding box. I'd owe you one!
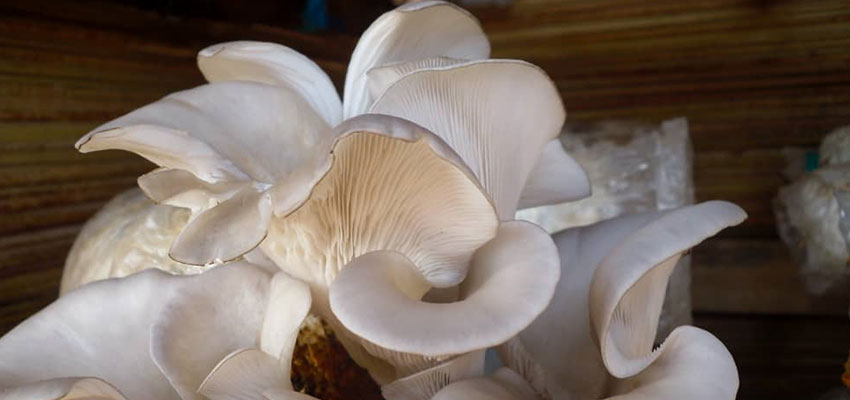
[692,239,849,315]
[694,313,850,399]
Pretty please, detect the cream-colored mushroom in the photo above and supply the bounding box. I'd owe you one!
[197,41,342,127]
[343,0,490,118]
[75,80,332,266]
[262,113,498,292]
[61,189,197,294]
[0,263,311,400]
[325,219,558,392]
[370,59,589,220]
[498,201,745,400]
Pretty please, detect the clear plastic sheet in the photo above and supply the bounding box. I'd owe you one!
[516,117,694,340]
[775,126,850,295]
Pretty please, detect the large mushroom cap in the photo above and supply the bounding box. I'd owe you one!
[329,220,559,358]
[262,114,498,290]
[371,60,587,220]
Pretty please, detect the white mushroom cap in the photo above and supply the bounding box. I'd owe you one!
[370,59,589,220]
[504,201,746,399]
[76,81,330,185]
[343,0,490,118]
[262,114,499,290]
[0,262,281,400]
[74,80,334,266]
[590,201,745,378]
[329,220,559,358]
[197,41,342,127]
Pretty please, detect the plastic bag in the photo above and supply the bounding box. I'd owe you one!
[775,126,850,295]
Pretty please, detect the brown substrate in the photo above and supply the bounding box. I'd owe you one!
[291,315,384,400]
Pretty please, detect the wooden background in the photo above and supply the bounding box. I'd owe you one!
[0,0,848,398]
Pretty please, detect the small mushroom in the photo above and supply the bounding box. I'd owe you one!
[343,0,490,118]
[197,41,342,127]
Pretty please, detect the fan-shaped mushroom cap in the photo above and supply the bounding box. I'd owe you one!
[590,201,745,379]
[343,0,489,118]
[505,201,745,399]
[262,114,498,290]
[197,41,342,127]
[371,60,587,220]
[75,81,333,265]
[0,262,276,400]
[329,220,559,359]
[76,81,329,185]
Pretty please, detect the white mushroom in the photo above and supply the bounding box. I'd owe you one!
[75,80,332,266]
[262,114,498,292]
[61,189,198,294]
[197,41,342,127]
[380,350,486,400]
[0,263,311,400]
[497,201,746,400]
[370,59,590,220]
[343,0,490,118]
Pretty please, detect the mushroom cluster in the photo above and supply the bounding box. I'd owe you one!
[0,2,745,400]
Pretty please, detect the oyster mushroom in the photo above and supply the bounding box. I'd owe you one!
[0,263,311,400]
[75,80,333,266]
[342,0,490,118]
[328,220,559,358]
[494,201,746,400]
[370,59,590,220]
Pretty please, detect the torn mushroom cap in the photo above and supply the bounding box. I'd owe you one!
[371,59,589,220]
[329,219,559,358]
[262,113,499,291]
[343,0,490,119]
[75,81,333,265]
